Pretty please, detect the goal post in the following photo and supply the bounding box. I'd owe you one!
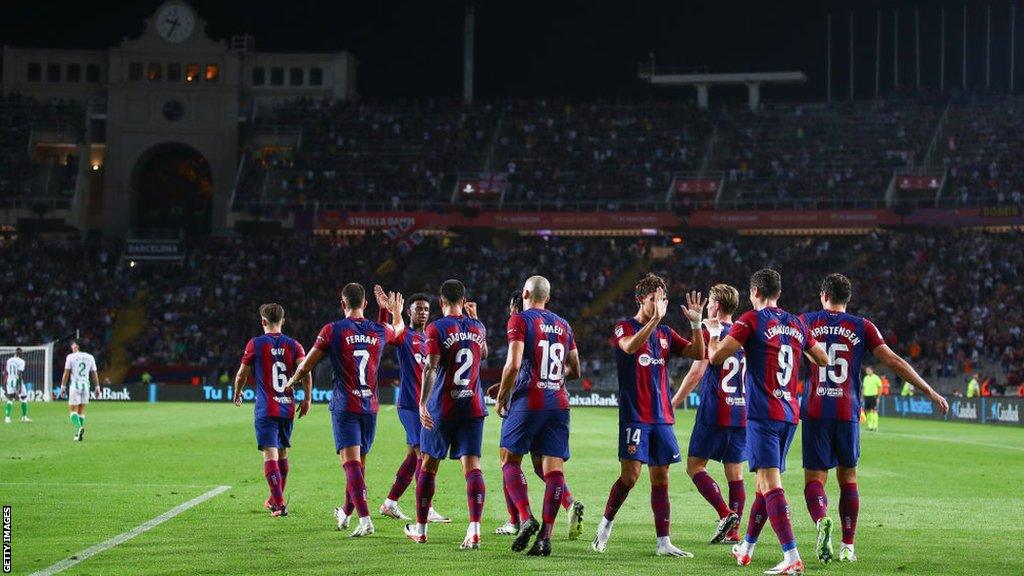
[1,343,55,402]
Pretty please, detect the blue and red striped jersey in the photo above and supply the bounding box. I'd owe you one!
[613,318,691,425]
[423,315,488,421]
[241,333,305,419]
[696,323,747,427]
[313,317,400,414]
[799,310,885,422]
[507,308,576,411]
[729,307,818,424]
[379,305,427,410]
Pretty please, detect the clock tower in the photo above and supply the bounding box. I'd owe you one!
[103,1,238,234]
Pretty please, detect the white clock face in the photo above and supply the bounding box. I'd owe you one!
[155,4,196,43]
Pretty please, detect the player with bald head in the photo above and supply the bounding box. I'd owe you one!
[496,275,582,557]
[491,288,582,540]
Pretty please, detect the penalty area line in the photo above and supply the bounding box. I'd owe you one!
[29,485,231,576]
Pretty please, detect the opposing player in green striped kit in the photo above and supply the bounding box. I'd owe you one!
[5,348,30,423]
[58,341,101,441]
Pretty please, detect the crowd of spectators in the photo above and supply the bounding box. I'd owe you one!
[0,238,129,367]
[711,99,940,209]
[2,230,1021,394]
[641,230,1024,387]
[236,98,489,210]
[495,99,712,209]
[0,94,84,201]
[234,96,1004,211]
[127,234,640,374]
[940,95,1024,207]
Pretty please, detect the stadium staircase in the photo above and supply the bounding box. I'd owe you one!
[580,254,652,322]
[105,289,150,384]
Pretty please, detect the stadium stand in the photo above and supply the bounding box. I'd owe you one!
[0,230,1004,391]
[0,94,84,208]
[495,99,712,209]
[236,98,489,210]
[0,238,129,366]
[710,98,941,209]
[939,95,1024,207]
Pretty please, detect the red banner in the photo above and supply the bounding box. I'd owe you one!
[673,179,720,194]
[688,210,901,229]
[690,208,1024,229]
[318,211,680,231]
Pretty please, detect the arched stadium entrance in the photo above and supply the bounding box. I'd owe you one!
[131,143,214,234]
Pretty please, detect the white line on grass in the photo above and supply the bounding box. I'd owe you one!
[28,485,230,576]
[0,482,216,488]
[883,432,1024,452]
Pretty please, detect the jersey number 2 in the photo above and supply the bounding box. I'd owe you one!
[453,348,474,387]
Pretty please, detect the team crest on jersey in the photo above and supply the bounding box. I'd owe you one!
[627,444,637,455]
[659,338,669,349]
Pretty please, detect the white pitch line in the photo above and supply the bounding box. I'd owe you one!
[29,485,230,576]
[882,432,1024,452]
[0,482,216,488]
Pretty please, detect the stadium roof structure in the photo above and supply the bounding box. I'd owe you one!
[641,68,807,110]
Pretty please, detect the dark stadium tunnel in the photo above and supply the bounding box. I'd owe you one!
[131,142,214,234]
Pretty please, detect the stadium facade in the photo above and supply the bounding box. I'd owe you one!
[1,1,356,235]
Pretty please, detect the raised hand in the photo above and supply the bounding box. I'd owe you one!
[387,291,405,316]
[702,316,722,333]
[654,287,669,320]
[681,291,707,325]
[373,284,388,309]
[465,301,478,319]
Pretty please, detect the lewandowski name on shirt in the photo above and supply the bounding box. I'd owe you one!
[443,331,486,348]
[810,325,861,346]
[764,325,805,343]
[346,334,379,346]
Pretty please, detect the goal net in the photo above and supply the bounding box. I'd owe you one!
[0,343,55,402]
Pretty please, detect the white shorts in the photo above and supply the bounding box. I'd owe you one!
[5,382,26,400]
[68,387,91,405]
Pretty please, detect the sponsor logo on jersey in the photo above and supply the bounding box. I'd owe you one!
[638,353,665,367]
[273,395,293,404]
[772,388,792,400]
[449,389,477,399]
[816,386,846,398]
[725,396,747,406]
[614,325,625,338]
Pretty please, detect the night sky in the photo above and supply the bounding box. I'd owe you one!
[0,0,1017,101]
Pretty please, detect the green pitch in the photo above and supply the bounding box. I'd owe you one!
[3,403,1023,575]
